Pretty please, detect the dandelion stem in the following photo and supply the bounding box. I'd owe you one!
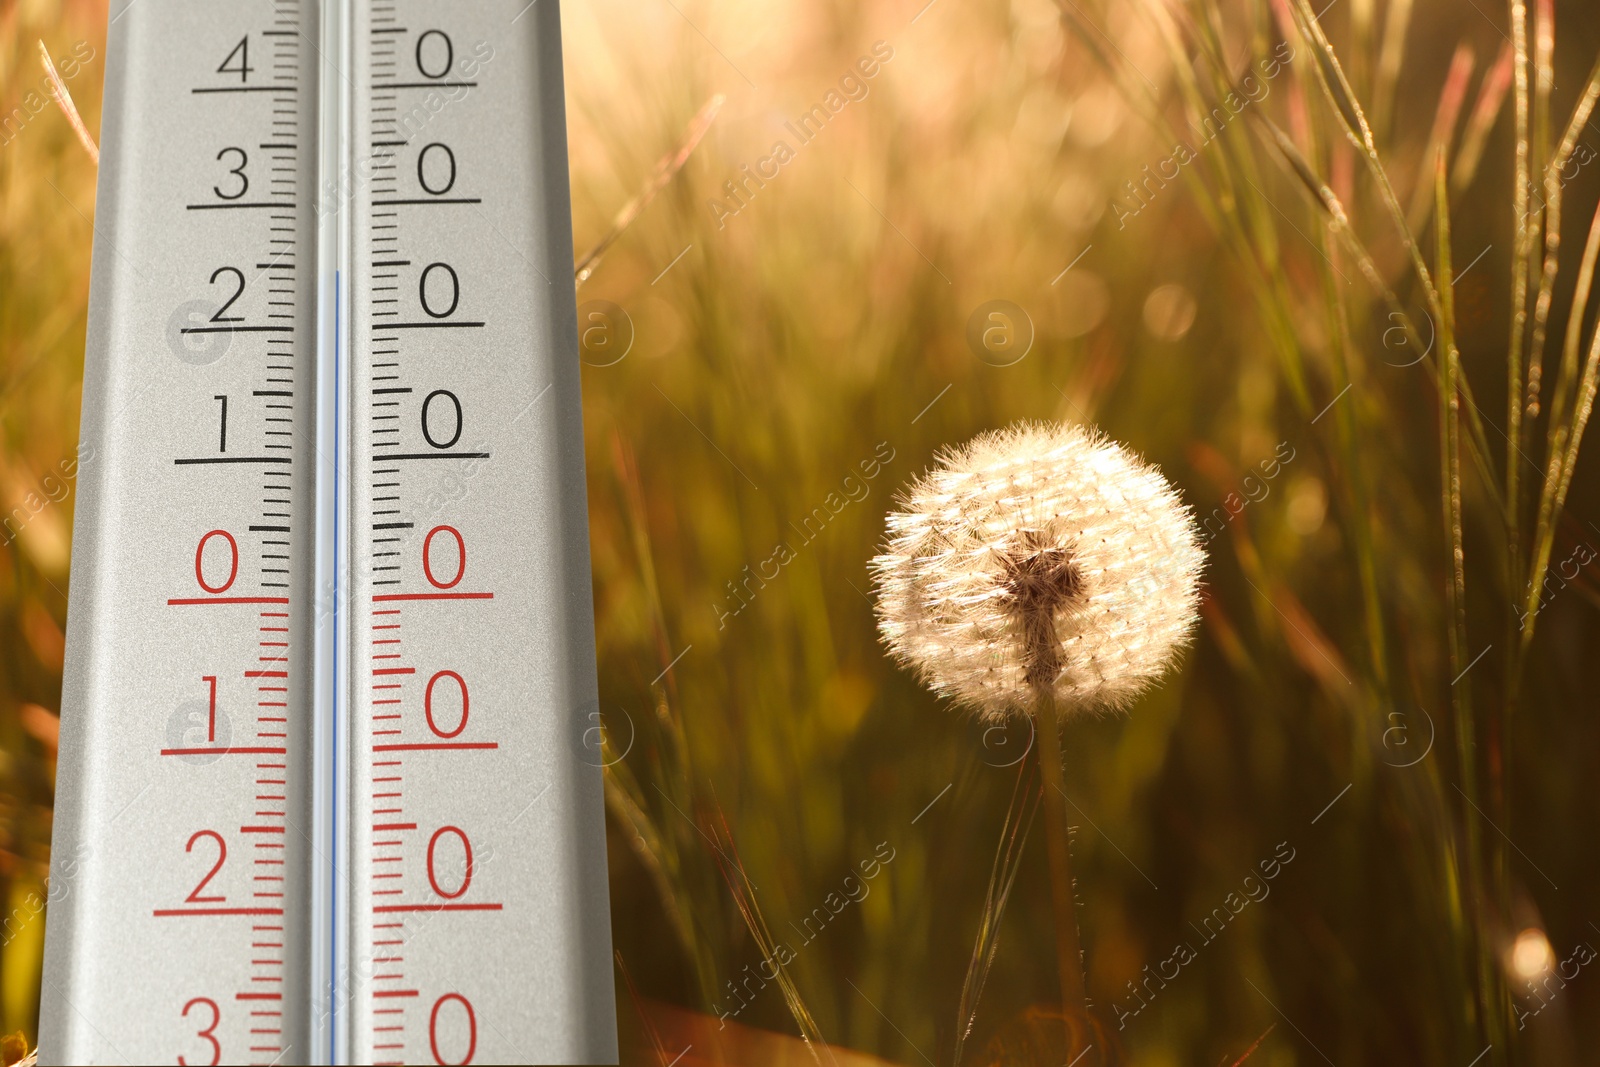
[1032,685,1087,1015]
[995,528,1091,1014]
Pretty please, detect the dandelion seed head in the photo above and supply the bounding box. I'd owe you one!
[871,422,1205,721]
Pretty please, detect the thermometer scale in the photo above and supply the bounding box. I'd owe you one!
[38,1,617,1063]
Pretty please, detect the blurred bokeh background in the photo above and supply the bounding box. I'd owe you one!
[6,0,1600,1062]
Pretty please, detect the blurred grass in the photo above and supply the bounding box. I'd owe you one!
[6,0,1600,1063]
[0,0,102,1050]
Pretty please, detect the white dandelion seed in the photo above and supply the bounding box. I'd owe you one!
[872,421,1204,1029]
[871,421,1205,722]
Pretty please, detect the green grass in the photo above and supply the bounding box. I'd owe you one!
[575,1,1600,1061]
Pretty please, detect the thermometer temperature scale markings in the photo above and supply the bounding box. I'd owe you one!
[41,0,318,1061]
[45,1,615,1061]
[349,9,517,1059]
[168,8,306,1062]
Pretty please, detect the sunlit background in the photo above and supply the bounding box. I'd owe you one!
[5,0,1600,1062]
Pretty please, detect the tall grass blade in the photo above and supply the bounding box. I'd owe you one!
[1506,0,1534,619]
[616,950,676,1066]
[1454,44,1515,194]
[1090,0,1317,410]
[1374,0,1415,138]
[1436,152,1508,1059]
[1532,0,1555,217]
[1405,44,1475,235]
[602,762,711,1000]
[1229,1024,1278,1066]
[1281,0,1515,535]
[1286,0,1442,310]
[37,40,98,165]
[1526,196,1600,643]
[1251,111,1502,510]
[1319,233,1391,692]
[574,94,724,287]
[1527,53,1600,448]
[706,804,835,1064]
[952,760,1042,1067]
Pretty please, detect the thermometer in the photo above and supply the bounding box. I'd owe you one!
[38,1,617,1063]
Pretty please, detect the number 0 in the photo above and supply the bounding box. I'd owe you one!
[423,526,465,589]
[425,671,469,738]
[417,143,457,195]
[419,263,460,319]
[415,30,454,80]
[421,390,462,449]
[194,530,239,594]
[429,993,477,1065]
[426,826,473,900]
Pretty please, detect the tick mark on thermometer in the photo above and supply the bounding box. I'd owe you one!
[369,453,489,462]
[372,592,494,603]
[153,907,285,917]
[181,325,294,334]
[371,198,483,206]
[378,81,479,90]
[174,456,292,465]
